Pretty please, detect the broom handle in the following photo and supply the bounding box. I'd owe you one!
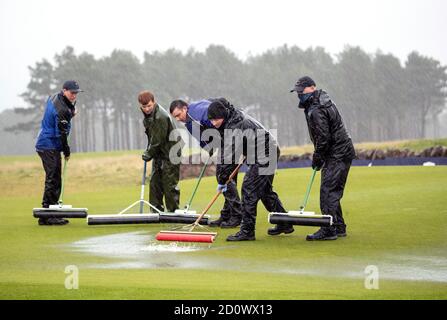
[191,157,245,229]
[184,154,211,210]
[139,161,148,213]
[300,168,317,211]
[58,157,68,206]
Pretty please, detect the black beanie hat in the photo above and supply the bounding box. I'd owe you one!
[208,101,228,120]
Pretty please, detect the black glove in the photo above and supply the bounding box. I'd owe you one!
[63,146,71,159]
[312,153,324,171]
[142,150,152,162]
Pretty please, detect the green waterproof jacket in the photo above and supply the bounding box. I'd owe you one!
[143,104,182,161]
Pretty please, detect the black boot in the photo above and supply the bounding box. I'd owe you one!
[226,230,255,241]
[221,217,242,228]
[306,226,337,241]
[46,218,69,226]
[208,216,228,227]
[267,224,294,236]
[38,218,49,225]
[335,224,347,237]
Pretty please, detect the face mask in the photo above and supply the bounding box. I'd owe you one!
[298,92,313,104]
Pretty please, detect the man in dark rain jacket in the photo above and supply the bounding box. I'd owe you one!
[169,98,243,228]
[290,76,355,241]
[207,100,287,241]
[138,90,181,213]
[35,80,83,226]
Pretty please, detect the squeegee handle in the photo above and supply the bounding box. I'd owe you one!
[139,161,148,213]
[185,154,211,209]
[58,158,68,206]
[191,157,245,228]
[300,168,317,211]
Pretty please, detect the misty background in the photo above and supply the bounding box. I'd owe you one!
[1,0,447,155]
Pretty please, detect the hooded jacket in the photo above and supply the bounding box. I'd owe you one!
[302,90,355,161]
[215,106,279,184]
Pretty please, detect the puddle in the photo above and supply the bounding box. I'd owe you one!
[272,255,447,283]
[69,231,216,269]
[68,232,447,282]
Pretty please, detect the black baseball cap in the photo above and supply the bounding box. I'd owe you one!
[63,80,83,93]
[290,76,316,93]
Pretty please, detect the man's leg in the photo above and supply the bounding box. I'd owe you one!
[307,159,351,240]
[161,159,180,213]
[209,168,242,227]
[227,165,261,241]
[220,174,243,228]
[37,150,62,207]
[262,174,294,236]
[37,150,68,226]
[149,159,165,212]
[325,159,352,236]
[209,170,231,226]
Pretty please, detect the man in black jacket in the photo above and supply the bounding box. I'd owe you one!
[207,100,287,241]
[291,76,355,241]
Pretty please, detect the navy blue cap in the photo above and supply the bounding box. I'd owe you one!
[290,76,316,93]
[63,80,83,93]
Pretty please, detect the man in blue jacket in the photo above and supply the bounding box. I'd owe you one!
[35,80,83,226]
[170,98,242,228]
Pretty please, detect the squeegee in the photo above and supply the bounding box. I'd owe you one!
[33,158,88,219]
[268,168,333,227]
[87,160,159,225]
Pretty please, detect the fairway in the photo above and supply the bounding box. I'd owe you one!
[0,155,446,299]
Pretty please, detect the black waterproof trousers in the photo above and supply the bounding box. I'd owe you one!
[37,150,62,207]
[150,158,180,213]
[240,164,286,233]
[320,158,352,229]
[218,171,242,222]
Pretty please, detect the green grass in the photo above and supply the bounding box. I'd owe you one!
[0,152,446,299]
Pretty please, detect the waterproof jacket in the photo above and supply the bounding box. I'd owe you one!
[143,104,181,161]
[186,98,231,149]
[185,99,214,148]
[216,106,279,184]
[302,90,355,162]
[35,92,75,153]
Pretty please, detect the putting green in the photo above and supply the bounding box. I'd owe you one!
[0,157,446,299]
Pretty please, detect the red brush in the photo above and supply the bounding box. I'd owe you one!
[155,157,245,243]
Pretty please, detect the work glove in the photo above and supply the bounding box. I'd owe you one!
[217,184,228,193]
[63,146,71,159]
[142,150,152,162]
[312,153,324,171]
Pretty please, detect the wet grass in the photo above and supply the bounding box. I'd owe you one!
[0,153,446,299]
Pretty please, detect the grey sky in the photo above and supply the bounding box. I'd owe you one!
[1,0,446,111]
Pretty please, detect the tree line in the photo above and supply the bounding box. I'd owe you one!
[8,45,447,152]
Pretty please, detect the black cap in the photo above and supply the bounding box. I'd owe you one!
[290,76,316,93]
[63,80,83,93]
[208,101,228,120]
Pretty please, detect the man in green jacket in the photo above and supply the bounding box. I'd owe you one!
[138,90,181,212]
